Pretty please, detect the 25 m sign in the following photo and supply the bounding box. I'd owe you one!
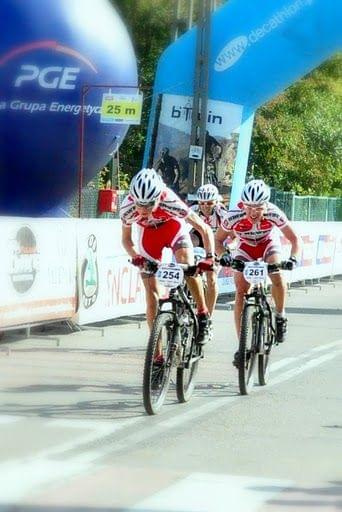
[100,92,143,125]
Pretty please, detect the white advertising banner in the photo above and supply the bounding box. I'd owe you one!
[75,220,146,325]
[218,221,342,294]
[0,218,76,328]
[1,217,340,329]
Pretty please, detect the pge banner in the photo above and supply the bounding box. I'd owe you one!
[0,0,138,216]
[153,94,243,196]
[0,218,76,328]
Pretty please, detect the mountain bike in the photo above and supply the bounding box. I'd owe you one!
[231,259,290,395]
[142,255,212,415]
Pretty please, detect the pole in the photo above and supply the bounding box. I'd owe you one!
[78,85,89,218]
[117,144,120,190]
[188,0,211,192]
[172,0,182,41]
[188,0,194,29]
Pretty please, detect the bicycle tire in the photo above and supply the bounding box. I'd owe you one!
[143,312,175,415]
[258,314,272,386]
[176,317,199,403]
[238,304,258,395]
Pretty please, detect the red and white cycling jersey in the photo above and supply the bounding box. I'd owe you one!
[120,188,190,228]
[120,188,192,261]
[220,201,288,246]
[190,203,226,233]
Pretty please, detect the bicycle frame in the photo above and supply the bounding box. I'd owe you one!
[244,282,275,354]
[158,283,200,369]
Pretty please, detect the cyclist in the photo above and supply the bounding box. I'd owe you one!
[155,147,180,193]
[215,179,301,362]
[205,131,222,186]
[120,168,215,345]
[190,184,227,315]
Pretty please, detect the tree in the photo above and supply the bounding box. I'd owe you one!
[248,53,342,197]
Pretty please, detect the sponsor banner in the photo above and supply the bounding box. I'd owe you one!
[75,220,146,325]
[0,218,76,328]
[153,93,243,196]
[218,221,342,294]
[1,218,341,328]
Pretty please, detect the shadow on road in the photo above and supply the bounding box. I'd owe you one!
[286,307,342,316]
[249,480,342,509]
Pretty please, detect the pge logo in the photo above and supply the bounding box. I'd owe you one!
[0,40,97,90]
[15,65,80,90]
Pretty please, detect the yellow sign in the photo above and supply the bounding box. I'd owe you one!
[100,93,143,125]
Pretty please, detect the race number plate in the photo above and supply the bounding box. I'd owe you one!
[243,261,267,285]
[156,264,184,288]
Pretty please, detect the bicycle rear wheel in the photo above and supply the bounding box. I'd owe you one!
[176,317,199,403]
[258,314,272,386]
[143,312,175,415]
[238,304,258,395]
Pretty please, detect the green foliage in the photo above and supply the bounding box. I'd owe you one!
[249,53,342,197]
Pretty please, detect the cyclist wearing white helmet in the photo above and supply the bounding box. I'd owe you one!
[215,179,301,357]
[120,168,215,345]
[190,184,227,315]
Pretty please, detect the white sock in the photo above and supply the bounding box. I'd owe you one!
[275,310,285,318]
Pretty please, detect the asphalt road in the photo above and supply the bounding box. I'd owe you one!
[0,278,341,511]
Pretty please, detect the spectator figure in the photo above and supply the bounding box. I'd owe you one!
[205,130,222,187]
[155,147,180,193]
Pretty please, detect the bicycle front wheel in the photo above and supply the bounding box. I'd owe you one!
[143,312,175,415]
[238,304,258,395]
[258,314,272,386]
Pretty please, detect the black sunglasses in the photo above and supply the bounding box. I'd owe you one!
[135,200,156,208]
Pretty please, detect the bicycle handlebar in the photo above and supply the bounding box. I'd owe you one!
[130,258,214,276]
[223,258,293,273]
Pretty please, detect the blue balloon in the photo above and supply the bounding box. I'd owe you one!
[0,0,138,215]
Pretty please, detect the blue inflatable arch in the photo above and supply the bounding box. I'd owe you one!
[145,0,341,205]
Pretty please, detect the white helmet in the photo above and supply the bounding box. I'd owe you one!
[197,184,219,202]
[241,179,270,205]
[130,168,164,204]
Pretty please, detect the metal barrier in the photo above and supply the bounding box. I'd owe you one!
[270,189,342,221]
[68,185,342,222]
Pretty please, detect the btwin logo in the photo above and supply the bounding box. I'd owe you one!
[0,40,97,90]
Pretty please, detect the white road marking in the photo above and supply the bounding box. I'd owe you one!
[0,340,341,504]
[270,356,297,371]
[0,415,22,425]
[269,350,342,387]
[270,338,342,372]
[130,473,291,512]
[45,418,117,430]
